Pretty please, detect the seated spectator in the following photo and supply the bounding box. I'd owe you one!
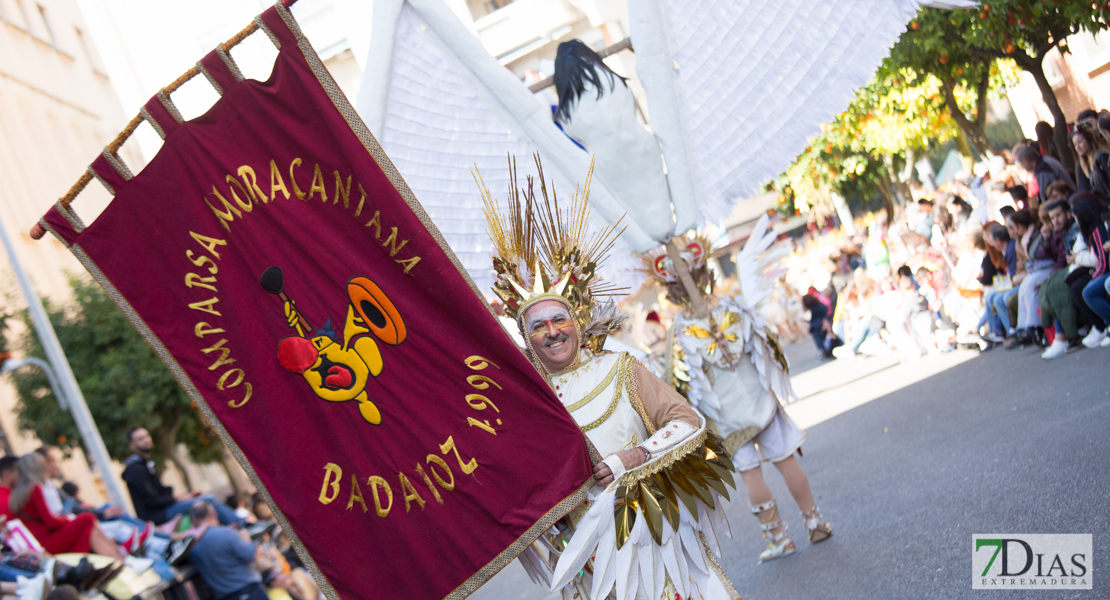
[32,448,68,517]
[914,199,935,238]
[188,502,266,600]
[0,457,17,513]
[262,570,303,600]
[251,492,274,522]
[801,294,833,358]
[121,427,244,527]
[985,223,1018,341]
[1099,112,1110,149]
[1009,184,1030,212]
[1045,179,1074,205]
[61,481,158,555]
[1015,144,1074,206]
[1069,194,1110,348]
[888,265,932,358]
[1007,209,1052,347]
[946,196,975,237]
[975,225,1008,344]
[1035,121,1060,162]
[8,454,124,561]
[1038,201,1084,359]
[1070,126,1110,198]
[226,494,256,524]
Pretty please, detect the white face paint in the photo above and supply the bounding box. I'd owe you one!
[522,300,579,372]
[525,304,573,334]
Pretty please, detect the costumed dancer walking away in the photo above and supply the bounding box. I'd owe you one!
[642,217,833,563]
[477,156,741,600]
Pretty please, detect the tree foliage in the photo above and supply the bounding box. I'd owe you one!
[770,4,1033,221]
[902,1,1110,170]
[10,277,220,481]
[770,65,957,220]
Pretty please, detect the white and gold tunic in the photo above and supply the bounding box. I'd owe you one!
[537,350,741,600]
[549,350,704,455]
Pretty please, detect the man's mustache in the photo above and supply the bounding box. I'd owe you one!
[543,332,569,347]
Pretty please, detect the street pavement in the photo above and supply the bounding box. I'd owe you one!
[471,341,1110,600]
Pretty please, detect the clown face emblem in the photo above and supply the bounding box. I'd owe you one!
[262,267,406,425]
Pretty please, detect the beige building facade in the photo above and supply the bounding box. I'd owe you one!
[1007,31,1110,137]
[0,0,241,509]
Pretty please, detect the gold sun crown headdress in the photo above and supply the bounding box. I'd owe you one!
[641,231,717,305]
[475,154,627,352]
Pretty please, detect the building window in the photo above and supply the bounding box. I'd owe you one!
[466,0,513,20]
[76,27,106,74]
[36,4,56,48]
[0,0,30,30]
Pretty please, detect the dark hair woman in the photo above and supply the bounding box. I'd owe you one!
[1035,121,1059,161]
[553,40,627,125]
[1070,127,1110,199]
[1065,193,1109,346]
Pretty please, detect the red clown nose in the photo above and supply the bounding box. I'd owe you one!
[278,336,318,374]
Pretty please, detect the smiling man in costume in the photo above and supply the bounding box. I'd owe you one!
[478,157,740,600]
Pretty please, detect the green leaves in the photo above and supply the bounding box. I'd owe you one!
[9,277,221,466]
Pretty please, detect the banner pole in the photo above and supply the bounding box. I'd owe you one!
[0,212,131,511]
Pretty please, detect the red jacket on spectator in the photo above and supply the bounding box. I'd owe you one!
[12,484,96,554]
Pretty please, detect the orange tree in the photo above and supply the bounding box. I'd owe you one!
[10,277,222,489]
[771,66,957,222]
[890,10,1019,156]
[904,1,1110,172]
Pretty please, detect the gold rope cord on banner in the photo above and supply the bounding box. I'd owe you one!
[29,0,299,240]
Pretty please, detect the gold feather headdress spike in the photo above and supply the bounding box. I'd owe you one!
[474,154,627,351]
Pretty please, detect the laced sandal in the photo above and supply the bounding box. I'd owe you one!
[802,506,833,543]
[752,500,796,564]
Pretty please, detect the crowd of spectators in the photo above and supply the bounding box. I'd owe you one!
[0,426,320,600]
[784,112,1110,361]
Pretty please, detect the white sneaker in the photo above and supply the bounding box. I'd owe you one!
[1082,327,1106,349]
[1041,338,1069,360]
[831,346,855,359]
[1102,334,1110,347]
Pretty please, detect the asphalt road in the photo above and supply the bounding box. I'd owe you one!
[471,341,1110,600]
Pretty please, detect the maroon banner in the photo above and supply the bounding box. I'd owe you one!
[40,5,592,599]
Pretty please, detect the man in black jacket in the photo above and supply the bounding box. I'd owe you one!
[1015,144,1074,206]
[121,427,244,526]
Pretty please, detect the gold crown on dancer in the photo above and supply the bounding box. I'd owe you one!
[474,154,627,351]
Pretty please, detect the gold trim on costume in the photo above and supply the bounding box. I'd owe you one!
[563,359,619,412]
[626,358,655,436]
[580,354,629,432]
[619,428,708,485]
[699,531,742,599]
